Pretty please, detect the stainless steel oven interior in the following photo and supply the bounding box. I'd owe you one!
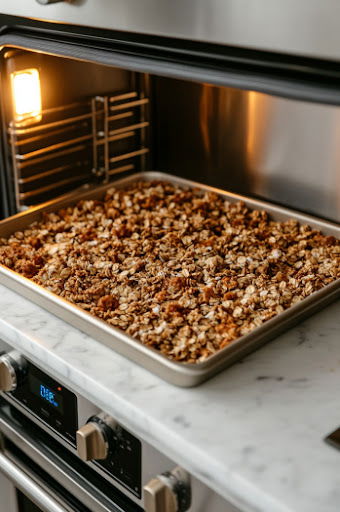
[0,341,235,512]
[0,44,339,224]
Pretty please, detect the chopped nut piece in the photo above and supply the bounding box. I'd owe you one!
[97,295,119,311]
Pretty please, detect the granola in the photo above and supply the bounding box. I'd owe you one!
[0,180,339,363]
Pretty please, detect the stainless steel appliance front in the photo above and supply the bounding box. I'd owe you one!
[0,352,145,505]
[0,404,142,512]
[2,0,340,62]
[0,347,237,512]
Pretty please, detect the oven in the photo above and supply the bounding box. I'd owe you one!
[0,3,339,510]
[0,344,234,512]
[0,5,339,385]
[0,403,132,512]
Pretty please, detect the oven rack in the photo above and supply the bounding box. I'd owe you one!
[8,90,150,210]
[91,91,149,183]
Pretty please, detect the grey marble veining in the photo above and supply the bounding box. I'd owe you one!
[0,283,339,512]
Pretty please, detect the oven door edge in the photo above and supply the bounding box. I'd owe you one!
[1,29,340,108]
[0,451,71,512]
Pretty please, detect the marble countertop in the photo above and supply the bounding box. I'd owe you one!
[0,283,339,512]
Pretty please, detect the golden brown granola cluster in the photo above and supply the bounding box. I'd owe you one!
[0,181,339,363]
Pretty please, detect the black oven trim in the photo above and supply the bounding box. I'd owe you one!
[17,491,48,512]
[0,127,10,219]
[1,14,340,107]
[0,57,14,219]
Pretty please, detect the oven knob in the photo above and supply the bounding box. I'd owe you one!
[144,467,191,512]
[0,351,26,392]
[76,412,118,462]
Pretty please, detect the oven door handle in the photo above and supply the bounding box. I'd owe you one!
[0,451,71,512]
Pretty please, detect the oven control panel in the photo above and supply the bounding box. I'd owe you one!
[77,415,142,497]
[0,351,142,497]
[1,352,78,445]
[77,412,142,496]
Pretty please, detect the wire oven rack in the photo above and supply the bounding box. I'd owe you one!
[8,88,150,210]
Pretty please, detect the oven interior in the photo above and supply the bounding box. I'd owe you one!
[1,48,340,223]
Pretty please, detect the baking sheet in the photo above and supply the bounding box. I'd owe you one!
[0,171,339,387]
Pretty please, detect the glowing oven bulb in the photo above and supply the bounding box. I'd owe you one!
[11,68,42,124]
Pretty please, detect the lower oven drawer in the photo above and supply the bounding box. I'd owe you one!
[0,453,74,512]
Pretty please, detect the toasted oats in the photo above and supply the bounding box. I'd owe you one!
[0,180,339,363]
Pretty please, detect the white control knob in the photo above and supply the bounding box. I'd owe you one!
[0,352,26,392]
[144,467,191,512]
[76,412,118,462]
[76,422,108,461]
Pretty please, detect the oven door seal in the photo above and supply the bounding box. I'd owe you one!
[1,31,340,107]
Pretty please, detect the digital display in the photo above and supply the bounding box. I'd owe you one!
[10,361,78,445]
[29,374,64,413]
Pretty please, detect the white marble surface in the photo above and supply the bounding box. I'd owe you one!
[0,283,339,512]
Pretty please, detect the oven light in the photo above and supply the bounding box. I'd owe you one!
[11,68,42,125]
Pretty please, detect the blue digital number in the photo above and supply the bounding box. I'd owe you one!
[40,384,59,408]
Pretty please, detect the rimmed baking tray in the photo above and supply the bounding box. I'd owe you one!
[0,171,339,387]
